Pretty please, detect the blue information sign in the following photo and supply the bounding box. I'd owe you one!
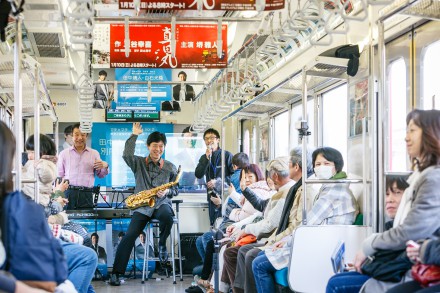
[91,122,174,187]
[115,68,172,111]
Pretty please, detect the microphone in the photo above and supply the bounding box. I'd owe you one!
[207,144,213,160]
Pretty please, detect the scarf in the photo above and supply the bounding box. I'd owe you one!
[393,166,434,228]
[276,179,302,235]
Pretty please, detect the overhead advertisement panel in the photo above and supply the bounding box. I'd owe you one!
[110,23,228,69]
[118,0,285,10]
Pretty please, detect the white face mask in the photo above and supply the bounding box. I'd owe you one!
[314,165,334,179]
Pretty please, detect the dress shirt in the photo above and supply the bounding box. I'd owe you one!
[57,146,109,187]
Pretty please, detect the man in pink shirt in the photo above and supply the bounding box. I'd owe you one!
[58,123,109,209]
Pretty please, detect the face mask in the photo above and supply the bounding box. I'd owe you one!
[314,165,334,179]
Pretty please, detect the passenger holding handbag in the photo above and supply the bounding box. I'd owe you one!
[353,109,440,293]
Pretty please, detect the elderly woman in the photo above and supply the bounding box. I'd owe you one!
[252,147,359,293]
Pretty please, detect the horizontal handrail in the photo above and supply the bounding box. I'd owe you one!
[304,179,370,184]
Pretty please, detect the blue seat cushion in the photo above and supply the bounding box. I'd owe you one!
[275,268,289,287]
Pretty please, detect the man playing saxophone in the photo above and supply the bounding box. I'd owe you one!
[110,122,178,286]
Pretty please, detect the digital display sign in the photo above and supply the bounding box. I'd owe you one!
[105,109,160,122]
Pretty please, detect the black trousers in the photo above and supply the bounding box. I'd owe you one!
[112,205,174,274]
[65,189,93,210]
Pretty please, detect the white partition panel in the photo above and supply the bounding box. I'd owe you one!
[289,225,371,293]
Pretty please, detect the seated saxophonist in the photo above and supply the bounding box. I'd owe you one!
[110,122,179,286]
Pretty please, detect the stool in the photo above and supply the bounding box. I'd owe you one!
[142,199,183,284]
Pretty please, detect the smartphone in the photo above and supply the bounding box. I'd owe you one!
[56,177,69,185]
[406,240,420,249]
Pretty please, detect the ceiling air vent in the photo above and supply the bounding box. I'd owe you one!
[28,32,65,58]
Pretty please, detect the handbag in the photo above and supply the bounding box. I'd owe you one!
[412,264,440,287]
[361,249,413,282]
[235,234,257,247]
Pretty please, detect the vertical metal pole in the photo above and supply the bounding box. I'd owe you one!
[301,67,308,225]
[375,21,386,233]
[54,121,59,151]
[362,117,367,226]
[221,121,225,201]
[34,65,41,203]
[14,14,23,191]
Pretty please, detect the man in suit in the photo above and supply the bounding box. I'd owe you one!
[94,70,112,109]
[91,232,107,264]
[162,71,195,112]
[172,71,195,102]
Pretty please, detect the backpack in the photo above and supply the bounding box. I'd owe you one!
[1,191,68,289]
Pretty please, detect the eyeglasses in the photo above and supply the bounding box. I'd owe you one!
[204,136,218,141]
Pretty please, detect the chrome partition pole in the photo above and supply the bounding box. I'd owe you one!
[34,65,41,203]
[375,21,386,233]
[221,121,225,201]
[13,13,23,191]
[301,67,308,225]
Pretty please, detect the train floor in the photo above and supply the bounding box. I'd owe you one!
[92,274,194,293]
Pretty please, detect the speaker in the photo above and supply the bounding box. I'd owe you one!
[180,233,203,274]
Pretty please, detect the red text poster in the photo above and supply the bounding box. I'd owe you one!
[118,0,284,11]
[110,23,227,69]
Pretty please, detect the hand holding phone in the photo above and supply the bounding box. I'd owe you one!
[406,240,421,262]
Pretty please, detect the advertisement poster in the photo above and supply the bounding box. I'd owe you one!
[349,79,369,137]
[110,23,227,69]
[114,68,172,111]
[112,219,155,274]
[118,0,285,11]
[71,219,108,277]
[259,123,269,162]
[92,24,111,69]
[91,122,173,187]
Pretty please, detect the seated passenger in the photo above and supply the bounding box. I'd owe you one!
[189,163,272,292]
[325,175,409,293]
[252,147,359,293]
[22,134,58,207]
[354,109,440,292]
[222,156,295,293]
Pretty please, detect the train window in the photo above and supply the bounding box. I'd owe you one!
[290,99,315,147]
[322,84,348,167]
[422,41,440,110]
[388,58,407,171]
[274,111,290,157]
[243,128,250,157]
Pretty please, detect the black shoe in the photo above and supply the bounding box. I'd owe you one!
[159,245,168,263]
[185,286,204,293]
[109,273,120,286]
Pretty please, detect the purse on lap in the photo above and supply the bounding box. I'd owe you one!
[412,264,440,287]
[361,249,413,282]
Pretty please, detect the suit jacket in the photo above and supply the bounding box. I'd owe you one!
[173,84,195,101]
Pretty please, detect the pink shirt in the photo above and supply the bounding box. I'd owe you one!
[57,146,109,187]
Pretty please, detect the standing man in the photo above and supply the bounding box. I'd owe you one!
[195,128,234,226]
[94,70,112,109]
[110,123,178,286]
[57,123,109,210]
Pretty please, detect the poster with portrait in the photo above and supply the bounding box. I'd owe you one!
[259,123,269,162]
[349,79,369,137]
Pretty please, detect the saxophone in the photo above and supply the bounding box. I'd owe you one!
[126,166,182,210]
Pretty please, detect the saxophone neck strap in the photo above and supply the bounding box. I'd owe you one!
[146,156,164,170]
